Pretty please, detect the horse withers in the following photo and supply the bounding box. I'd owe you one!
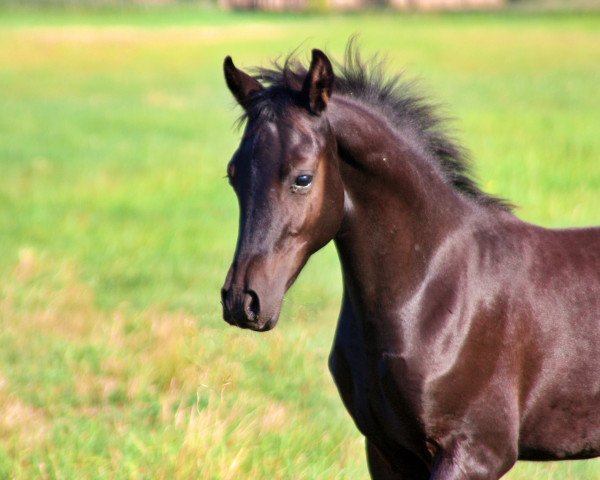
[220,46,600,479]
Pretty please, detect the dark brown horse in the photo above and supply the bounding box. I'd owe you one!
[220,46,600,479]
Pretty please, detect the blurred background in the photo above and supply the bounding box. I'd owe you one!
[0,0,599,478]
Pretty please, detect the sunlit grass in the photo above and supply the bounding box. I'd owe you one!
[0,8,599,478]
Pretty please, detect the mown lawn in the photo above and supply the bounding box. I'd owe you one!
[0,7,599,479]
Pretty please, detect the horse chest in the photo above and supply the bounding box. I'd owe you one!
[329,319,422,451]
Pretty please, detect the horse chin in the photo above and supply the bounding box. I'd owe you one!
[260,317,279,331]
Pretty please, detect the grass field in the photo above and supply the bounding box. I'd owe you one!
[1,7,599,479]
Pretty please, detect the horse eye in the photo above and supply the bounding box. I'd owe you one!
[293,175,313,188]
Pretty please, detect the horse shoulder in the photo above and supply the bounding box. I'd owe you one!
[378,219,528,452]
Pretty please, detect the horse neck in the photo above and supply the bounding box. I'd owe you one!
[327,96,471,322]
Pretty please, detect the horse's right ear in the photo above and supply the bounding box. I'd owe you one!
[223,56,263,109]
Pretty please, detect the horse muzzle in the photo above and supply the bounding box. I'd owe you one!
[221,248,307,332]
[221,281,280,332]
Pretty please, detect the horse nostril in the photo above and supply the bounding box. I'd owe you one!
[220,287,228,308]
[244,290,260,322]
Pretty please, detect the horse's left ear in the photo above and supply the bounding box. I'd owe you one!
[223,56,263,109]
[302,49,334,115]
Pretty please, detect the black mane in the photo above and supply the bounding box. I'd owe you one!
[243,43,511,211]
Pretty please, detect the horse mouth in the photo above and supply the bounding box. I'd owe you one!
[222,308,278,332]
[244,317,277,332]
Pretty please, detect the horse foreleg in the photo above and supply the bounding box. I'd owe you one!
[428,441,516,480]
[366,440,430,480]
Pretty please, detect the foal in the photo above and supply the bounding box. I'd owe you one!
[220,47,600,479]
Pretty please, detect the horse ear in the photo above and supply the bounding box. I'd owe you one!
[302,49,334,115]
[223,56,263,109]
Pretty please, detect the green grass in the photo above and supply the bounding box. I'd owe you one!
[0,7,599,479]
